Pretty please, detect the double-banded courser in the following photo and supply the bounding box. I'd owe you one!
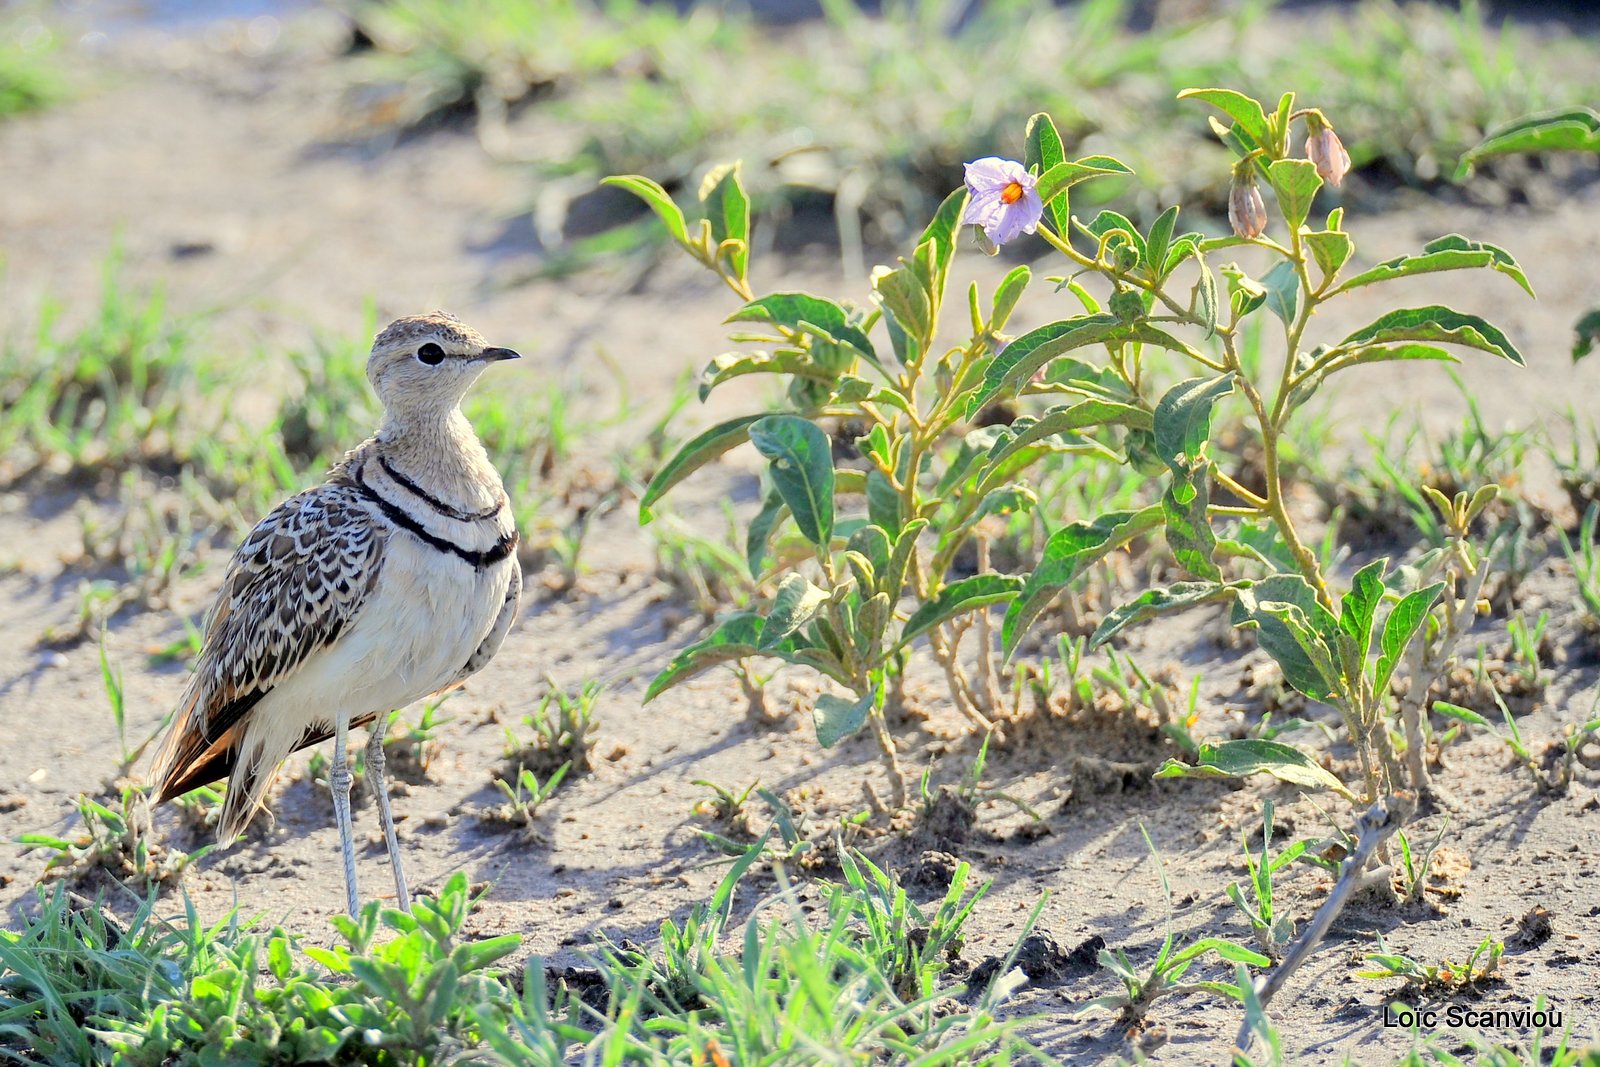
[152,313,523,916]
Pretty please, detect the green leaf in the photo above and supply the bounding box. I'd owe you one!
[1290,344,1458,412]
[974,315,1115,409]
[17,833,73,850]
[646,612,790,702]
[1266,159,1322,229]
[973,316,1194,413]
[699,351,828,401]
[699,162,750,282]
[847,524,892,590]
[1273,91,1295,150]
[1163,463,1219,581]
[978,400,1152,487]
[1062,280,1103,315]
[640,413,768,522]
[875,266,933,360]
[1144,206,1179,275]
[1335,234,1534,298]
[884,519,929,602]
[1231,284,1266,320]
[1373,582,1446,694]
[1024,112,1069,233]
[814,691,873,748]
[1339,558,1387,664]
[1338,306,1524,366]
[1230,575,1342,703]
[1074,153,1134,174]
[1261,260,1299,326]
[1575,309,1600,363]
[727,293,878,365]
[1456,106,1600,179]
[1207,113,1268,171]
[1162,231,1203,275]
[972,483,1037,522]
[1336,343,1459,371]
[1178,88,1271,148]
[935,426,1004,495]
[1194,257,1218,338]
[866,469,902,536]
[762,574,829,649]
[900,575,1024,645]
[991,266,1031,331]
[1432,700,1492,729]
[1220,263,1266,320]
[1035,158,1135,206]
[1006,506,1165,652]
[749,416,834,548]
[856,591,892,654]
[602,175,688,245]
[746,488,787,575]
[831,376,903,411]
[1155,739,1357,800]
[1153,375,1236,475]
[1035,355,1138,403]
[919,187,967,284]
[1090,581,1233,648]
[455,934,522,972]
[1169,936,1272,968]
[1259,600,1344,704]
[1305,227,1354,281]
[885,304,915,366]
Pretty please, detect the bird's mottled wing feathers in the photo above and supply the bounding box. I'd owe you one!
[153,484,386,801]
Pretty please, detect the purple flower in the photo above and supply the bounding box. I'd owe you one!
[1306,125,1351,187]
[1228,168,1268,239]
[961,157,1043,246]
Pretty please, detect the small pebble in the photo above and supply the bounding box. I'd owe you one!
[39,651,67,669]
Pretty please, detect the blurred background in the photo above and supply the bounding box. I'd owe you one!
[9,0,1600,263]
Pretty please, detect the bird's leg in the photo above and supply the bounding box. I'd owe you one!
[331,715,359,918]
[366,721,411,912]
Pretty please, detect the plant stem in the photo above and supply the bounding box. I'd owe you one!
[1214,469,1270,510]
[1036,223,1227,337]
[974,536,1005,715]
[1223,334,1333,610]
[929,624,994,732]
[1236,797,1409,1055]
[867,706,908,809]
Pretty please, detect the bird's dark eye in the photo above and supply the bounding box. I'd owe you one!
[417,342,445,365]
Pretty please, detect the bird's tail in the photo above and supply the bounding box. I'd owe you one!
[215,739,284,846]
[151,681,212,803]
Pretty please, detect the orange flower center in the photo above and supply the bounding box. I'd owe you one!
[1000,181,1026,205]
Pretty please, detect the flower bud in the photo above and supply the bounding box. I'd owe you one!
[1228,167,1268,239]
[1305,123,1351,187]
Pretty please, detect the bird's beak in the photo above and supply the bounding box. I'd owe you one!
[478,347,521,363]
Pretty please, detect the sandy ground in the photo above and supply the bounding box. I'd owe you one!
[3,9,1600,1064]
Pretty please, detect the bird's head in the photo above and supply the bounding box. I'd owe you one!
[366,312,520,417]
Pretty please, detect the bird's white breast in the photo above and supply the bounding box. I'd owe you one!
[256,538,511,742]
[340,536,514,711]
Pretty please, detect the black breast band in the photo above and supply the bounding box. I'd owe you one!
[352,472,518,570]
[378,455,505,521]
